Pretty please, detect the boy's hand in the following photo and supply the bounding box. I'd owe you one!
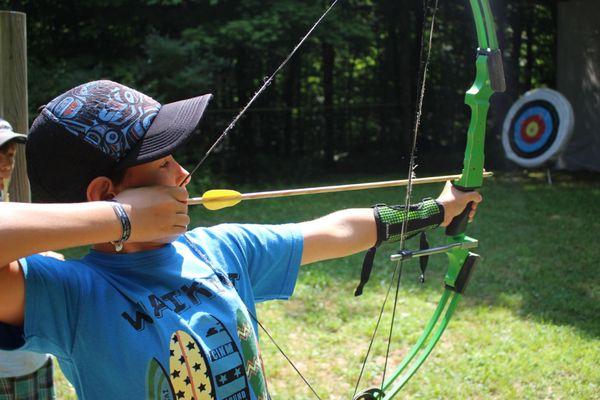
[115,186,190,242]
[436,181,483,227]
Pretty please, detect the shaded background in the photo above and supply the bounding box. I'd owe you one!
[1,0,569,185]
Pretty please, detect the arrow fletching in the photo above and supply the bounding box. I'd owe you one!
[200,189,242,210]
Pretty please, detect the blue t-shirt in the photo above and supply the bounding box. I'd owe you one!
[4,224,303,400]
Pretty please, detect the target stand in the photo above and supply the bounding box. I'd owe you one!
[502,89,575,182]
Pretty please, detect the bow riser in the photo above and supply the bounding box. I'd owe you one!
[457,54,495,190]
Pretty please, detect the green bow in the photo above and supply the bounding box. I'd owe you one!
[353,1,506,399]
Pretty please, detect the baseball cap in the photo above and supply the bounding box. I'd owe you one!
[0,118,27,148]
[26,80,212,202]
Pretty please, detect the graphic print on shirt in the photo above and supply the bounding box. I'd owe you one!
[147,357,176,400]
[146,314,254,400]
[199,314,252,400]
[169,330,216,400]
[236,309,269,400]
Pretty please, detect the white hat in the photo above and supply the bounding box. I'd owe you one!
[0,118,27,148]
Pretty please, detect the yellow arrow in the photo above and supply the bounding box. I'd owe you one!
[189,172,493,211]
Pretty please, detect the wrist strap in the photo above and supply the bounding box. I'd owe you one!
[374,198,444,243]
[355,198,444,296]
[110,201,131,252]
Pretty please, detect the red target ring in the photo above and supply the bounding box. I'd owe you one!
[520,115,546,144]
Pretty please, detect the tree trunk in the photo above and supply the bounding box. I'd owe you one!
[283,55,301,157]
[233,46,256,177]
[0,11,30,202]
[524,7,534,91]
[510,2,525,97]
[548,0,558,87]
[488,0,513,168]
[322,42,335,167]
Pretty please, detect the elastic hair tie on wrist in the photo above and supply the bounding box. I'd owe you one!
[109,201,131,252]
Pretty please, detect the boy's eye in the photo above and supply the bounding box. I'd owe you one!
[160,160,169,168]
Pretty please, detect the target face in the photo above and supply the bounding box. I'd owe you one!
[509,100,558,158]
[502,89,574,168]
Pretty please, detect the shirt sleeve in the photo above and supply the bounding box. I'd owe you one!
[15,255,89,358]
[188,224,304,302]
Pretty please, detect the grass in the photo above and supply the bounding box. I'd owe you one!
[54,172,599,399]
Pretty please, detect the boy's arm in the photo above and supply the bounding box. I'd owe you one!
[1,202,124,266]
[299,208,377,265]
[0,186,189,265]
[299,181,482,265]
[0,186,189,327]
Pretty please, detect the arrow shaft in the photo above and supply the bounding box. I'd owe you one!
[189,172,492,206]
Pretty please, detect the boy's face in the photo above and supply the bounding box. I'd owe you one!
[116,154,190,192]
[0,142,18,190]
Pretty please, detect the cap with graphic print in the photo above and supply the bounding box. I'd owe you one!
[26,80,212,202]
[0,118,27,148]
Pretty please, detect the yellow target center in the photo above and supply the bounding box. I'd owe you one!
[525,121,540,138]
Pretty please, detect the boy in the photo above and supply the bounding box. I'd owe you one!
[0,81,481,399]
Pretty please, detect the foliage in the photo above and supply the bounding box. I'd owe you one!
[0,0,559,181]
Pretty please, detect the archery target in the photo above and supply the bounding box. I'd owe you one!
[502,89,574,168]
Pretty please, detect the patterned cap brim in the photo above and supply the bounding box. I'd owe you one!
[117,94,213,169]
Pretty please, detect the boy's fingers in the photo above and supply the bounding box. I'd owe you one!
[174,214,190,229]
[466,193,481,222]
[170,186,190,203]
[467,191,483,203]
[468,209,477,222]
[175,202,188,214]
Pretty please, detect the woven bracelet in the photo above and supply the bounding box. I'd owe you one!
[110,201,131,252]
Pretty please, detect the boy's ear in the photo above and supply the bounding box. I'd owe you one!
[87,176,118,201]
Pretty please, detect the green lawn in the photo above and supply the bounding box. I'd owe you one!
[54,173,599,399]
